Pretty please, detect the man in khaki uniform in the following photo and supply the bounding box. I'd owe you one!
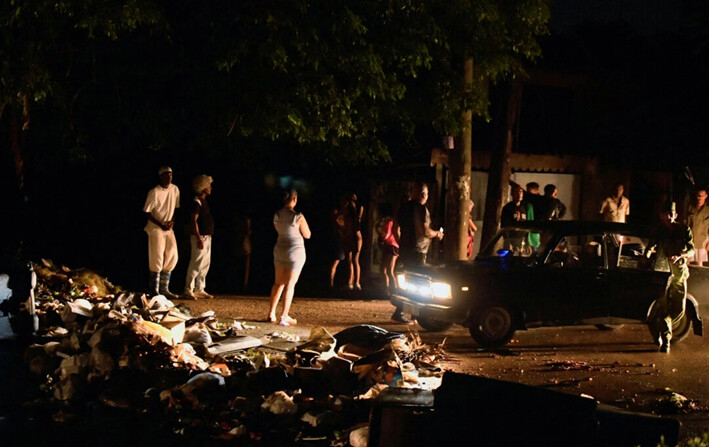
[646,202,694,353]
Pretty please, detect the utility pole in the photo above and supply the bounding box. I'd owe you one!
[444,55,473,262]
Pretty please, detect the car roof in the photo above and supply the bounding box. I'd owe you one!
[501,220,653,235]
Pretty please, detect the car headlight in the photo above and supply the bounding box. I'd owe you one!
[430,282,452,299]
[397,274,408,290]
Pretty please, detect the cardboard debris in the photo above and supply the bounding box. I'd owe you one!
[206,335,262,356]
[6,259,448,446]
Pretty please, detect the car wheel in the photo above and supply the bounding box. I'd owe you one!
[594,324,624,331]
[670,312,692,342]
[468,303,516,348]
[417,315,453,332]
[647,302,693,343]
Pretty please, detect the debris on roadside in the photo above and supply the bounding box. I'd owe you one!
[654,389,703,414]
[542,360,655,373]
[7,259,450,445]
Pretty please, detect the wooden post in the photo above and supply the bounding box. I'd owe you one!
[444,55,473,262]
[480,81,522,248]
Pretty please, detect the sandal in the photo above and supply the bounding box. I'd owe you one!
[280,315,297,325]
[265,315,277,323]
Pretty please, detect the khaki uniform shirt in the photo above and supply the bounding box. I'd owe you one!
[687,204,709,248]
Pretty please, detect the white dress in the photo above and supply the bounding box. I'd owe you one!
[273,208,306,273]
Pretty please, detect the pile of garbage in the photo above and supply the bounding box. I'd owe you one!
[9,260,448,446]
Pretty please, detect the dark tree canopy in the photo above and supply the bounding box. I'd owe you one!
[2,0,550,170]
[0,0,552,290]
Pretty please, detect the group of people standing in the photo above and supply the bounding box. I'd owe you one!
[376,182,444,324]
[328,193,364,291]
[142,167,311,326]
[141,165,702,349]
[502,180,634,225]
[502,181,568,226]
[142,166,215,302]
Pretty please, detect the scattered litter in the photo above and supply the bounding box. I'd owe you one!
[655,389,701,414]
[267,331,301,342]
[542,360,656,375]
[261,390,298,414]
[7,259,450,445]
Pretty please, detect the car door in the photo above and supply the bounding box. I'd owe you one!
[527,234,611,324]
[608,233,671,320]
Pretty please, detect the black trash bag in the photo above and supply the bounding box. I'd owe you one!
[333,325,405,351]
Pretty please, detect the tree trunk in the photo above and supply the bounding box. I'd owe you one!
[9,110,25,190]
[480,81,522,248]
[444,55,473,263]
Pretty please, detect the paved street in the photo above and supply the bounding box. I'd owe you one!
[184,294,709,443]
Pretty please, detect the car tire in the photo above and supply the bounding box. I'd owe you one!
[468,303,516,348]
[670,313,692,342]
[647,302,693,344]
[594,324,624,331]
[417,315,453,332]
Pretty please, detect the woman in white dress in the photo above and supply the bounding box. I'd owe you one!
[268,190,311,325]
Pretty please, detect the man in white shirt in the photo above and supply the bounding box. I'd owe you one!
[687,188,709,266]
[600,183,630,223]
[143,166,180,298]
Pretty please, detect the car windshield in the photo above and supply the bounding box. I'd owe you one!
[480,228,553,259]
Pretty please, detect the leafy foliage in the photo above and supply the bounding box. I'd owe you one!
[1,0,550,167]
[0,0,166,119]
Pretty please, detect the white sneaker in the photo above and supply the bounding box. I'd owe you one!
[195,290,214,299]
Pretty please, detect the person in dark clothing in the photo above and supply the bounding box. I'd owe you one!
[538,184,567,220]
[501,186,537,252]
[184,175,214,300]
[508,180,544,220]
[645,202,694,353]
[501,186,533,227]
[524,182,545,219]
[393,182,443,324]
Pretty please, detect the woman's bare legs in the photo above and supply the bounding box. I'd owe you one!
[354,232,363,288]
[329,259,340,288]
[345,252,354,287]
[353,250,361,288]
[380,251,392,289]
[270,265,301,323]
[269,265,290,321]
[389,255,399,290]
[268,286,284,322]
[280,279,296,320]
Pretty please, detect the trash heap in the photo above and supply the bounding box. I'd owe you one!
[13,260,448,446]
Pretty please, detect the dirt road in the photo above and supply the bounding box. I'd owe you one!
[184,294,709,443]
